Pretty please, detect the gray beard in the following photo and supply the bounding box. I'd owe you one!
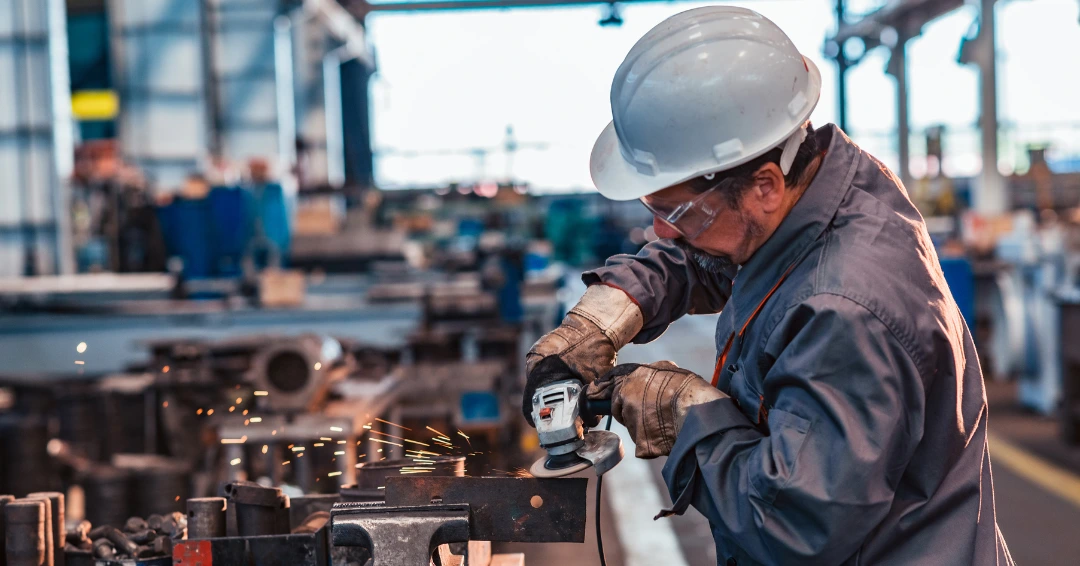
[673,239,735,274]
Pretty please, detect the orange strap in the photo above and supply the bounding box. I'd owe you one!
[710,263,796,387]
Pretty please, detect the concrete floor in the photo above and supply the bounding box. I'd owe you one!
[509,310,1080,565]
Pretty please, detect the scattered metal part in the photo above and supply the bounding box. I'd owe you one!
[72,520,92,540]
[331,502,470,566]
[99,526,138,557]
[167,511,189,539]
[123,516,148,533]
[146,514,164,532]
[5,499,47,566]
[225,481,287,536]
[186,497,227,539]
[87,526,110,540]
[151,535,173,557]
[129,529,156,545]
[91,538,115,559]
[26,492,65,566]
[384,476,588,543]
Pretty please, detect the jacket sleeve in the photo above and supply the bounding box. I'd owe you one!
[581,239,734,343]
[661,293,925,564]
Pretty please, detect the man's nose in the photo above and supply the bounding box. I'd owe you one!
[653,216,681,240]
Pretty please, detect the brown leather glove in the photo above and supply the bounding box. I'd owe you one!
[587,361,728,459]
[522,285,643,426]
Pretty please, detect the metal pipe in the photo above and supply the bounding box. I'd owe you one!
[835,0,849,132]
[274,15,299,183]
[889,36,912,189]
[323,48,346,188]
[45,0,74,275]
[977,0,1005,213]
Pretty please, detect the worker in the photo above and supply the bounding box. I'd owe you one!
[522,7,1013,565]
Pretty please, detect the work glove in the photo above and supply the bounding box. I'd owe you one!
[587,361,727,459]
[522,284,643,427]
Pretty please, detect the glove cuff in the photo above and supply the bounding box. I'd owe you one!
[570,284,644,350]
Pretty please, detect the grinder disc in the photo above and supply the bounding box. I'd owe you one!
[529,454,593,478]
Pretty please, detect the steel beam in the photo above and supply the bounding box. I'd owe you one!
[352,0,693,15]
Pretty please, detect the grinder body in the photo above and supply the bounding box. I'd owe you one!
[530,379,623,478]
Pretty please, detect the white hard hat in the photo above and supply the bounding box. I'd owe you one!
[590,6,822,201]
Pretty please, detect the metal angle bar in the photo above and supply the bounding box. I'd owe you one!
[384,476,588,543]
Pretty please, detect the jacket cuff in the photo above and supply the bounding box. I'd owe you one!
[662,398,755,507]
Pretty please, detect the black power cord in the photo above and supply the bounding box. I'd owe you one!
[595,415,613,566]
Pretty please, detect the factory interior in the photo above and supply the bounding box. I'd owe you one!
[1,0,1080,564]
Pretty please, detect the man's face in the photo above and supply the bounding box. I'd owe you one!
[650,163,789,269]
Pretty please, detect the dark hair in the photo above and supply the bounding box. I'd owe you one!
[686,123,822,208]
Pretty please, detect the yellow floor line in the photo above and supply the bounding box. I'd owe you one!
[988,433,1080,510]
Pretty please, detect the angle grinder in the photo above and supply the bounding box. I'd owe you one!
[529,379,624,478]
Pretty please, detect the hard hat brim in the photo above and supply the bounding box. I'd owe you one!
[590,57,823,202]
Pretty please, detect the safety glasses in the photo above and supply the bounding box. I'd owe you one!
[640,176,736,240]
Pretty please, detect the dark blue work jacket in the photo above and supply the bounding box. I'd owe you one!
[584,125,1014,565]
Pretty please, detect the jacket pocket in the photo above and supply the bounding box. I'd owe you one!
[749,408,812,505]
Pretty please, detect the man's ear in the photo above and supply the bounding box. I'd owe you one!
[753,163,786,213]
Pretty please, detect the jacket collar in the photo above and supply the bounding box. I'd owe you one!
[729,125,862,330]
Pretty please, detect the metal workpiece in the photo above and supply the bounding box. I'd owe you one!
[384,476,589,543]
[225,482,288,536]
[346,456,466,500]
[26,492,64,566]
[186,497,227,539]
[331,502,471,566]
[5,499,48,566]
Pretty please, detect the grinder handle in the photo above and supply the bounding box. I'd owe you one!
[582,399,611,423]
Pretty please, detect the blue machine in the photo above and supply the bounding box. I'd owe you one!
[939,255,975,325]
